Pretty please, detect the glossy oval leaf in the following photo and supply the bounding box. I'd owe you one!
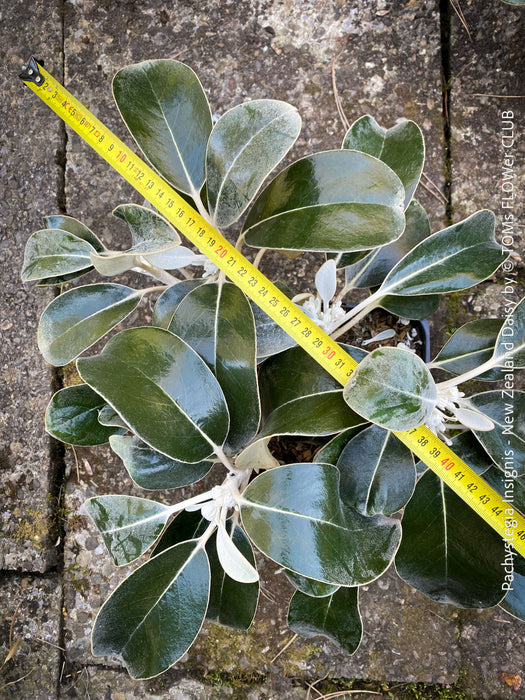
[207,99,301,227]
[38,283,143,366]
[152,279,206,328]
[22,229,96,282]
[343,347,437,431]
[206,525,259,629]
[288,586,362,655]
[285,570,340,598]
[92,540,210,679]
[377,210,506,296]
[337,424,416,515]
[98,405,128,429]
[313,425,367,465]
[109,434,212,490]
[469,391,525,476]
[91,204,181,275]
[155,512,259,630]
[77,327,230,463]
[168,282,260,452]
[113,59,212,196]
[243,150,405,252]
[241,462,401,586]
[430,319,504,380]
[342,200,431,289]
[343,115,424,208]
[45,384,124,446]
[83,495,171,566]
[43,214,105,251]
[492,297,525,368]
[258,345,365,438]
[376,293,440,320]
[396,469,507,607]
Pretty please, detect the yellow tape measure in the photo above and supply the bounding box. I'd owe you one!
[20,57,525,557]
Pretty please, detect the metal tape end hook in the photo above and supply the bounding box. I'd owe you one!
[19,57,45,85]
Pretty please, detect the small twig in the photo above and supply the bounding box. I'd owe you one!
[33,637,66,652]
[331,48,350,131]
[450,0,472,41]
[253,247,268,270]
[0,668,36,692]
[270,633,298,663]
[470,93,525,99]
[315,690,383,699]
[70,444,80,483]
[421,171,448,205]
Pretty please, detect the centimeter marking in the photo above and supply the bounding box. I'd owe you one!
[21,59,525,557]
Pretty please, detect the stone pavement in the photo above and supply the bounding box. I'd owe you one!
[0,1,523,698]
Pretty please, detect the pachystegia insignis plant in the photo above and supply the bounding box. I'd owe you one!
[22,59,525,679]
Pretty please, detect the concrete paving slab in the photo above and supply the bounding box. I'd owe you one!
[0,573,62,699]
[0,2,65,572]
[448,0,524,220]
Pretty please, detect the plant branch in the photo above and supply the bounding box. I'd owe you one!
[436,357,498,389]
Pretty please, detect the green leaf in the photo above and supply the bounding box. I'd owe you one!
[501,0,525,5]
[168,282,260,452]
[91,204,181,276]
[241,463,401,586]
[43,214,105,251]
[45,384,124,446]
[258,345,365,438]
[313,426,367,465]
[377,210,506,296]
[38,283,143,366]
[35,215,104,284]
[396,469,507,607]
[113,60,212,196]
[98,405,128,428]
[337,425,416,515]
[243,150,405,252]
[207,525,259,629]
[152,279,206,328]
[492,297,525,368]
[83,495,171,566]
[77,327,230,463]
[343,347,437,431]
[500,554,525,621]
[430,319,504,380]
[288,586,362,654]
[469,391,525,476]
[285,570,340,598]
[109,434,212,490]
[343,116,424,208]
[207,99,301,227]
[153,512,259,630]
[92,540,210,679]
[22,229,96,282]
[342,200,431,288]
[376,293,440,320]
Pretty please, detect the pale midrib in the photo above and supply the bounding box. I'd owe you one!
[364,434,389,511]
[241,499,347,530]
[145,70,200,195]
[102,508,169,535]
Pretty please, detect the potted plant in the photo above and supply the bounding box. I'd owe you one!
[21,59,525,680]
